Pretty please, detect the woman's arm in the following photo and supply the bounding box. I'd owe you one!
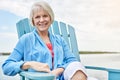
[2,35,29,76]
[2,40,24,76]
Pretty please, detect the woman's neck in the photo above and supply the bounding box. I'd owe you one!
[37,30,50,44]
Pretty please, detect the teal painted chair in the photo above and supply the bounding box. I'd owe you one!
[16,18,120,80]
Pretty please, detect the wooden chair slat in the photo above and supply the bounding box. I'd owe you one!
[68,25,80,61]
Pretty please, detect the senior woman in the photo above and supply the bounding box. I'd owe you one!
[2,1,97,80]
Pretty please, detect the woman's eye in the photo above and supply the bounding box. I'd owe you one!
[43,15,48,17]
[35,16,40,19]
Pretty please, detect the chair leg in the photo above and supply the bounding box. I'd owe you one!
[20,75,25,80]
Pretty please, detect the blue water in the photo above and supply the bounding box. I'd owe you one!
[0,55,20,80]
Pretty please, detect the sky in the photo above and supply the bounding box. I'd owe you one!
[0,0,120,52]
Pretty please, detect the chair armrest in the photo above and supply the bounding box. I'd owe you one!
[85,66,107,71]
[85,66,120,80]
[19,71,55,80]
[85,65,120,72]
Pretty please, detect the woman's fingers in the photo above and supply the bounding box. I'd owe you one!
[29,61,51,72]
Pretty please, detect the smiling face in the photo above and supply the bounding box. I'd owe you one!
[32,7,51,32]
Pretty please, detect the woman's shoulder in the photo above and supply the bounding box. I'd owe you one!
[52,34,62,40]
[19,32,34,41]
[51,34,66,43]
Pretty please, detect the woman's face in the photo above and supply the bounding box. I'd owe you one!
[33,8,51,32]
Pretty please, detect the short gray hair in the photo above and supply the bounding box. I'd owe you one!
[29,1,54,26]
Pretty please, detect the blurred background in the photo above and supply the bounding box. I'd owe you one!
[0,0,120,80]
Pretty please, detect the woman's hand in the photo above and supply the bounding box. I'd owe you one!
[50,68,64,77]
[21,61,50,72]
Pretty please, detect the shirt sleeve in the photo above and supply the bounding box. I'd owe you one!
[2,36,25,76]
[58,37,78,69]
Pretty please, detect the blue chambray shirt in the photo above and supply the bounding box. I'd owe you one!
[2,29,77,80]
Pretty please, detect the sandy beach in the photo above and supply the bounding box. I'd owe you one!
[1,53,120,80]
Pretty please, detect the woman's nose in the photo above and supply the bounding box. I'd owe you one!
[39,17,44,22]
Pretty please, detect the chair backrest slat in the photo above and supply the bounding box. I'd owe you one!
[16,18,32,38]
[68,25,80,61]
[59,22,70,48]
[52,21,60,35]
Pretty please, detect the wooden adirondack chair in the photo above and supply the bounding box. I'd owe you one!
[16,18,120,80]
